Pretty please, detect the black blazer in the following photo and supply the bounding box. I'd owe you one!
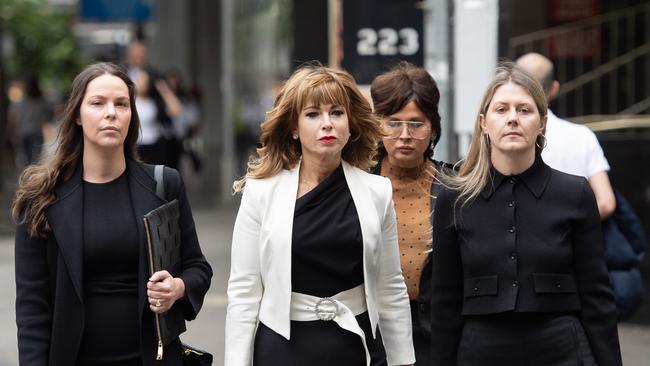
[430,156,621,366]
[15,160,212,366]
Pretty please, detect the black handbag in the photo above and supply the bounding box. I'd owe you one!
[144,199,187,356]
[182,343,213,366]
[144,165,213,365]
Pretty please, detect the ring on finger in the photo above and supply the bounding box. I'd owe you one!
[155,298,161,307]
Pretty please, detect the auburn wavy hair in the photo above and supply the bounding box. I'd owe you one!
[12,62,140,238]
[233,64,383,193]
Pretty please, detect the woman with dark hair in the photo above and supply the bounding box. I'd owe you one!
[430,62,621,365]
[370,62,453,364]
[13,62,212,366]
[134,69,184,169]
[226,64,415,366]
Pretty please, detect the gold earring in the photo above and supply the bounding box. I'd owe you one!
[535,133,547,149]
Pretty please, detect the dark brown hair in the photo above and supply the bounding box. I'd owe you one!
[370,62,442,158]
[12,62,140,238]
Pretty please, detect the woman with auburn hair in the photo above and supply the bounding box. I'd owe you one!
[429,62,622,365]
[226,64,415,366]
[370,62,453,364]
[13,62,212,365]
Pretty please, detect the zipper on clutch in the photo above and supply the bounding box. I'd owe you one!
[157,340,164,360]
[184,347,204,356]
[144,217,164,360]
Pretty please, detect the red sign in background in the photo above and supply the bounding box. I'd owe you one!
[547,0,602,58]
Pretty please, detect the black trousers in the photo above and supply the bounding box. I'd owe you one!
[410,300,430,365]
[253,312,387,366]
[457,313,595,366]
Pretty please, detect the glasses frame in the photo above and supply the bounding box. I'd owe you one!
[383,120,431,140]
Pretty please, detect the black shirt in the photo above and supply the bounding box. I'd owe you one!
[78,172,141,365]
[291,164,364,296]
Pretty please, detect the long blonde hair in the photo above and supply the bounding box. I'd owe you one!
[12,63,140,238]
[233,64,383,193]
[452,62,548,207]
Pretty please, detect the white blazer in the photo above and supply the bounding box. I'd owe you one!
[225,161,415,366]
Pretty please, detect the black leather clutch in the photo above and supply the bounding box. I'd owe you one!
[182,343,214,366]
[144,199,187,359]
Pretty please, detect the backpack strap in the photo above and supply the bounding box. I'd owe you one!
[154,165,165,200]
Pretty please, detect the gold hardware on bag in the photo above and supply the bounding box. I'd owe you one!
[145,217,164,360]
[157,340,164,360]
[183,346,205,356]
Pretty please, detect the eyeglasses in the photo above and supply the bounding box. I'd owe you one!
[383,120,431,140]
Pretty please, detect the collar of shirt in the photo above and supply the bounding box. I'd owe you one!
[481,154,551,200]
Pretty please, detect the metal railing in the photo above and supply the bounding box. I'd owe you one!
[508,3,650,117]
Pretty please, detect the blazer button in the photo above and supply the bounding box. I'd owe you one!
[508,226,516,234]
[509,252,517,260]
[508,201,515,207]
[473,287,479,292]
[555,282,561,288]
[512,280,518,287]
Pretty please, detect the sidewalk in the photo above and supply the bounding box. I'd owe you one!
[1,206,649,365]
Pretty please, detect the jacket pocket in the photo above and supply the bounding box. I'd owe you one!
[464,275,498,297]
[533,273,577,293]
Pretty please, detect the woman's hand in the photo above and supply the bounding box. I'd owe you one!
[154,79,183,118]
[147,270,186,314]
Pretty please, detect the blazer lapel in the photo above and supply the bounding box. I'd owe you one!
[46,163,85,303]
[125,161,166,321]
[271,162,300,252]
[343,161,382,337]
[266,162,299,339]
[343,162,380,276]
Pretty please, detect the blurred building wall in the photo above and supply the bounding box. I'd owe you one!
[148,0,225,204]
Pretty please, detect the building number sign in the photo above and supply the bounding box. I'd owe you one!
[341,0,424,84]
[356,27,420,56]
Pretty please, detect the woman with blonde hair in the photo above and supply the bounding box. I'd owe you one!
[226,64,415,366]
[429,62,621,365]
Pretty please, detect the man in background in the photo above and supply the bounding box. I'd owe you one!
[517,52,616,219]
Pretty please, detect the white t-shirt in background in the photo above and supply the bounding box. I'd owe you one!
[136,98,160,146]
[541,110,610,178]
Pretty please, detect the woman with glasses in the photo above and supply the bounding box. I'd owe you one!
[370,62,454,364]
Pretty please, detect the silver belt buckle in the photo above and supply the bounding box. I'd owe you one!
[314,297,338,321]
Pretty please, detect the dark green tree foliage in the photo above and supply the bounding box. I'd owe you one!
[0,0,85,90]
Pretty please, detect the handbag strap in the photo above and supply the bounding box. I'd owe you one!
[154,165,165,200]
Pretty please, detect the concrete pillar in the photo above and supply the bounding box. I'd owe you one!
[193,0,231,204]
[149,0,192,79]
[424,0,455,162]
[148,0,228,205]
[453,0,498,157]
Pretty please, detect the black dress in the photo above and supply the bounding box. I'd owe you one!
[77,173,142,366]
[253,165,387,366]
